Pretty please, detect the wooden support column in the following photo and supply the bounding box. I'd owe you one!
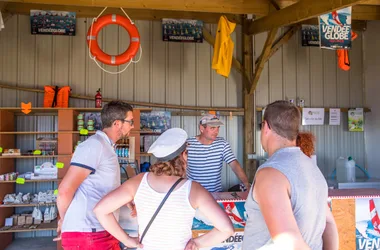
[243,18,256,181]
[246,0,365,35]
[249,28,278,95]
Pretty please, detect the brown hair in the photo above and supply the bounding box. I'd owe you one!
[101,101,133,128]
[264,100,300,141]
[149,153,186,177]
[296,132,315,157]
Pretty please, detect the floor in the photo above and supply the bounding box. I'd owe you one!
[5,237,56,250]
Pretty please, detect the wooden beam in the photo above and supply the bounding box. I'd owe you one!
[3,2,242,24]
[0,82,244,112]
[301,18,367,30]
[0,2,11,23]
[202,27,251,85]
[254,25,299,67]
[249,28,278,95]
[242,18,256,182]
[1,0,271,15]
[246,0,366,35]
[274,0,380,8]
[268,0,281,10]
[353,5,380,20]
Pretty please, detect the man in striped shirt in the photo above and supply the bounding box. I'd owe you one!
[187,114,250,192]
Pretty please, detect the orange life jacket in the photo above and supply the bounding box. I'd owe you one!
[337,31,358,71]
[43,86,71,108]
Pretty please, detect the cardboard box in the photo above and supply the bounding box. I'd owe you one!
[25,216,33,225]
[17,216,25,226]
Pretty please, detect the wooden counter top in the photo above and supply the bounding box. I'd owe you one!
[212,188,380,202]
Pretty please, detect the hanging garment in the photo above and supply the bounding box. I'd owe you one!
[212,16,236,78]
[337,31,358,71]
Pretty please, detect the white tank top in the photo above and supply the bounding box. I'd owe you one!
[134,173,196,250]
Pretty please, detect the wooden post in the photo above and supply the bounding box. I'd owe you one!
[0,111,15,249]
[243,18,256,181]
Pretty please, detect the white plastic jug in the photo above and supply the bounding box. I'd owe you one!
[336,157,346,183]
[346,156,356,182]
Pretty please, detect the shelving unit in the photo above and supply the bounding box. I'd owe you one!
[0,107,144,249]
[0,179,60,184]
[0,203,56,208]
[0,220,57,233]
[0,155,70,159]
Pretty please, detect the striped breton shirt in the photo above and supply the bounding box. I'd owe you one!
[187,136,236,192]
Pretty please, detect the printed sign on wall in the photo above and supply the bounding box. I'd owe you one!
[356,198,380,249]
[348,108,364,132]
[162,18,203,43]
[302,108,325,125]
[301,25,320,47]
[31,10,76,36]
[319,7,352,49]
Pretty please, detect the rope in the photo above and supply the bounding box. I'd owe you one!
[88,6,142,74]
[96,7,108,20]
[120,7,134,25]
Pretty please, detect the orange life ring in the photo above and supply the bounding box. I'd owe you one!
[87,14,140,66]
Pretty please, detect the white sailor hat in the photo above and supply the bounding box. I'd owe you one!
[148,128,188,162]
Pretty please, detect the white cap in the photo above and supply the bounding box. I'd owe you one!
[148,128,188,161]
[199,114,224,127]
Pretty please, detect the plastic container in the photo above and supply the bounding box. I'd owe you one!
[336,157,346,183]
[336,156,356,183]
[346,156,356,182]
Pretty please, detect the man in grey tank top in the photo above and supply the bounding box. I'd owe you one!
[243,101,338,250]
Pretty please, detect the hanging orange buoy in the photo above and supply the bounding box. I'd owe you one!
[87,14,140,66]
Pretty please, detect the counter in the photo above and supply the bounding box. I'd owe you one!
[328,178,380,189]
[120,189,380,250]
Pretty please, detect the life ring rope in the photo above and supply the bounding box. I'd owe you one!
[87,7,142,75]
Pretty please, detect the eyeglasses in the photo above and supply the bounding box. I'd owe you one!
[121,119,134,126]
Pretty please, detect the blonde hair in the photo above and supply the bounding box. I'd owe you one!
[149,153,186,177]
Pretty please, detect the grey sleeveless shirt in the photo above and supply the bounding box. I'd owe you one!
[242,147,328,250]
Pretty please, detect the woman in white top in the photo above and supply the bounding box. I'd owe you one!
[94,128,234,250]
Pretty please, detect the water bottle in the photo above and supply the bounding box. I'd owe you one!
[336,157,346,183]
[346,156,356,182]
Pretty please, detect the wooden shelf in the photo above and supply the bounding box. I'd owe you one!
[0,203,56,208]
[61,131,96,134]
[256,107,371,112]
[138,152,152,157]
[140,131,161,135]
[0,107,151,113]
[0,179,61,184]
[0,220,57,233]
[0,131,58,135]
[0,155,71,159]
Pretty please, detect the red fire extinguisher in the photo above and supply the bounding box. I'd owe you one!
[95,88,102,108]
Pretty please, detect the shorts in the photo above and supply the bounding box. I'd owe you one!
[62,231,120,250]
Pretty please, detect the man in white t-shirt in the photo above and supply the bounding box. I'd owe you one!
[55,101,135,250]
[187,114,250,192]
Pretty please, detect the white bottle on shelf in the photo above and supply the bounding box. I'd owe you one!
[345,156,356,182]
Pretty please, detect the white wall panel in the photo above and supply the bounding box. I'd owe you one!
[254,28,366,177]
[364,21,380,178]
[0,16,368,200]
[0,16,244,197]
